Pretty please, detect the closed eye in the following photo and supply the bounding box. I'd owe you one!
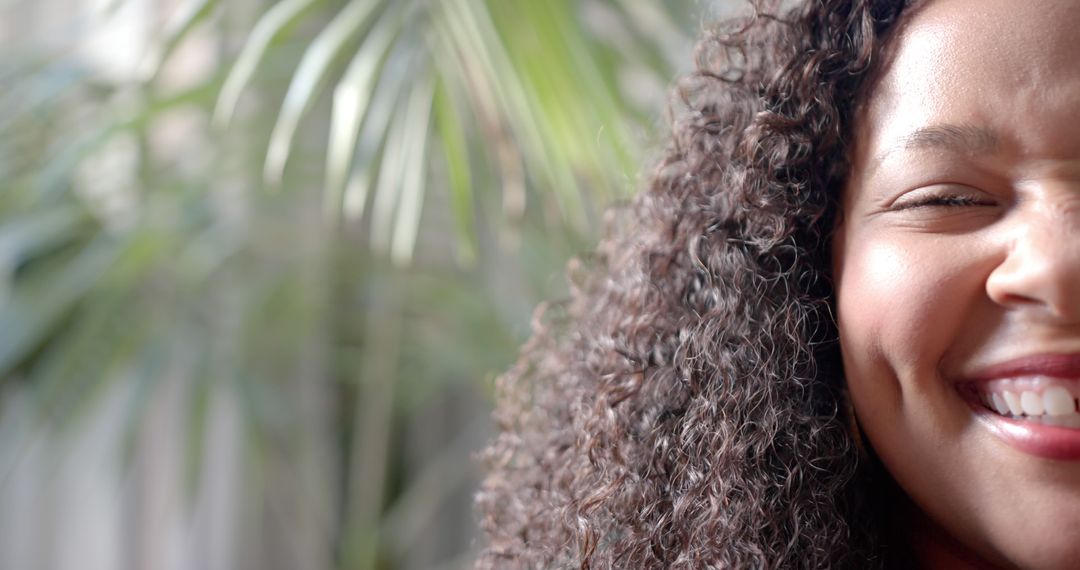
[890,190,996,211]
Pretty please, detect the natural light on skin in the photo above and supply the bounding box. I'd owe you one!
[834,0,1080,568]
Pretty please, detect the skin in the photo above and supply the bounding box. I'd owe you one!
[834,0,1080,568]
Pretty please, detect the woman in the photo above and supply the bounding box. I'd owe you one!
[477,0,1080,567]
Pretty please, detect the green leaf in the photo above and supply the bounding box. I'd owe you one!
[368,69,413,253]
[263,0,387,186]
[389,73,434,266]
[213,0,321,128]
[0,235,122,377]
[0,204,87,269]
[340,45,412,223]
[143,0,220,84]
[431,79,476,265]
[26,287,141,431]
[324,4,404,222]
[447,0,587,230]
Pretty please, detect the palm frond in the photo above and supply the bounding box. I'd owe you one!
[263,0,387,185]
[324,2,403,221]
[214,0,321,128]
[0,1,700,568]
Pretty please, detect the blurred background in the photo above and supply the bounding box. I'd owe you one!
[0,0,735,568]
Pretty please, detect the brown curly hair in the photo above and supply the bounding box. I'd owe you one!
[476,0,925,567]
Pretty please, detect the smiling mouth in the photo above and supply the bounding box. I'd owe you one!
[969,377,1080,428]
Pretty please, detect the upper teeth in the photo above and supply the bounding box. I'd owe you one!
[977,378,1080,426]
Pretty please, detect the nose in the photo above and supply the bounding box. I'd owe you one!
[985,197,1080,321]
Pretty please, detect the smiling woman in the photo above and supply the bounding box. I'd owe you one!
[836,0,1080,566]
[478,0,1080,568]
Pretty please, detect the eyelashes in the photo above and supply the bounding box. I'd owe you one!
[889,190,997,211]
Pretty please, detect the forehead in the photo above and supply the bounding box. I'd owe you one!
[857,0,1080,166]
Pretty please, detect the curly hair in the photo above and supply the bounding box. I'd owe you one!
[476,1,924,567]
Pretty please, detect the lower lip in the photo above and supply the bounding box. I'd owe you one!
[968,402,1080,460]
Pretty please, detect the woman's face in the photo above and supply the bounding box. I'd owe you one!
[835,0,1080,567]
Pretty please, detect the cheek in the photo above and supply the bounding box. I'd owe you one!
[835,234,986,405]
[840,240,946,366]
[834,232,996,503]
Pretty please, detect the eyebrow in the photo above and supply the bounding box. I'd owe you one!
[867,123,999,175]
